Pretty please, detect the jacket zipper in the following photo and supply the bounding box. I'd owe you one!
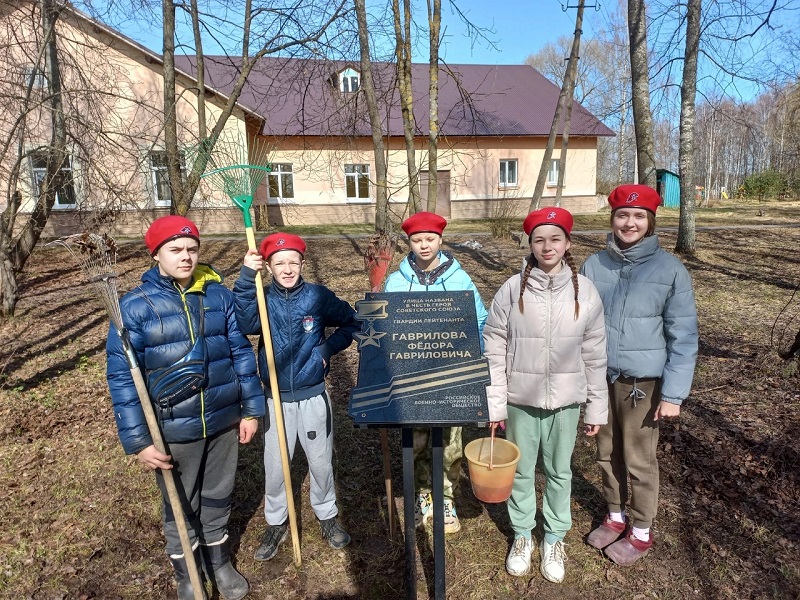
[177,285,206,436]
[284,286,295,397]
[545,276,553,409]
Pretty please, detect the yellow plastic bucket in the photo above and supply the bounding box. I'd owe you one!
[464,435,520,503]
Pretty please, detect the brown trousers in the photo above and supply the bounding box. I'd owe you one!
[596,376,661,529]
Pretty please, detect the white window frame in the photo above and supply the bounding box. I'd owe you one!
[499,159,518,188]
[30,151,77,209]
[149,150,178,207]
[339,68,360,94]
[267,163,295,204]
[345,164,370,202]
[23,65,46,89]
[547,159,560,186]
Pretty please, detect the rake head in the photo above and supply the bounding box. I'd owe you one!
[49,233,123,330]
[189,134,274,228]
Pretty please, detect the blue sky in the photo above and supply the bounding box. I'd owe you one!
[117,0,588,66]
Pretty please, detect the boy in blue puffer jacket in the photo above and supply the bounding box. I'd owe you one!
[383,211,488,534]
[233,233,358,561]
[106,216,264,600]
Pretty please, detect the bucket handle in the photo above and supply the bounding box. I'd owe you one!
[489,426,495,471]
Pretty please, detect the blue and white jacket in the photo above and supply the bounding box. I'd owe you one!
[580,235,699,404]
[106,264,264,455]
[233,267,358,402]
[383,251,488,348]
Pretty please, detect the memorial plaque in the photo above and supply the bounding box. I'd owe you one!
[348,290,490,426]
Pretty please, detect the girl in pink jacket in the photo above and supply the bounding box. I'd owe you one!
[483,207,608,583]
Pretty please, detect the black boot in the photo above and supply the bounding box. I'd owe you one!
[201,538,249,600]
[169,546,207,600]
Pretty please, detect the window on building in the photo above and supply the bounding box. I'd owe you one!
[23,65,46,89]
[266,163,294,202]
[547,159,560,186]
[499,159,518,187]
[339,68,360,94]
[149,151,186,207]
[345,164,370,200]
[30,151,77,208]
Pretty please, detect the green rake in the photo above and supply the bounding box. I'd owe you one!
[195,136,303,566]
[193,136,273,229]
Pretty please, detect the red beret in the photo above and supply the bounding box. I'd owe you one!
[145,215,200,255]
[259,233,306,260]
[608,185,661,214]
[401,211,447,236]
[523,207,574,237]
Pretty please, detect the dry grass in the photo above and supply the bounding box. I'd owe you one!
[1,213,800,598]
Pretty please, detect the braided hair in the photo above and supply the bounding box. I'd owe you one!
[518,254,536,314]
[564,250,580,320]
[517,251,581,320]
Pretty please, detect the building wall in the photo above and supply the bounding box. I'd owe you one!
[257,134,601,226]
[0,4,248,221]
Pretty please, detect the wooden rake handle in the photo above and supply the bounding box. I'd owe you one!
[245,227,302,567]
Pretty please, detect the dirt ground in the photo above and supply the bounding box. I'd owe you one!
[1,226,799,599]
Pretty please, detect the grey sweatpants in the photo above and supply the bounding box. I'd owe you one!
[155,425,239,556]
[263,391,338,525]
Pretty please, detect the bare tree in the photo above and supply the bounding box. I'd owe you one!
[425,0,441,213]
[392,0,421,214]
[675,0,701,254]
[528,0,585,212]
[354,0,389,233]
[0,0,69,316]
[629,0,657,187]
[159,0,349,216]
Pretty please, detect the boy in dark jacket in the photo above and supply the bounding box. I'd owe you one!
[233,233,358,561]
[106,216,264,600]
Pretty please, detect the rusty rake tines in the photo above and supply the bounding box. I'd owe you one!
[49,233,124,329]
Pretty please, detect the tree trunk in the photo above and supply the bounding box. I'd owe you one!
[628,0,657,188]
[162,0,186,215]
[393,0,421,214]
[189,0,207,140]
[554,1,585,207]
[529,2,584,211]
[675,0,701,254]
[0,0,66,317]
[426,0,441,213]
[355,0,390,233]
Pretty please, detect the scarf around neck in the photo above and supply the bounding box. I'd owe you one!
[408,250,454,286]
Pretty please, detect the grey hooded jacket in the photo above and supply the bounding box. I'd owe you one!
[580,235,698,404]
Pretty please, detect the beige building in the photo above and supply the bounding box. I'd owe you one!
[1,3,612,237]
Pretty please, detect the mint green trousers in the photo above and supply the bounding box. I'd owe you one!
[506,404,580,544]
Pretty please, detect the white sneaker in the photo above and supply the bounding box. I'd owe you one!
[414,492,432,528]
[443,499,461,534]
[540,538,566,583]
[505,535,532,576]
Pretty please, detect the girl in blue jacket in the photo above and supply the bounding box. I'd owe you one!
[383,211,488,534]
[233,233,358,562]
[580,185,699,566]
[106,216,264,600]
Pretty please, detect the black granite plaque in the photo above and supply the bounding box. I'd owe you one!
[348,290,490,426]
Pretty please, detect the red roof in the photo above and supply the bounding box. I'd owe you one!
[174,56,614,139]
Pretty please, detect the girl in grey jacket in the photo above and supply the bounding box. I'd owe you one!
[484,207,608,583]
[580,185,698,566]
